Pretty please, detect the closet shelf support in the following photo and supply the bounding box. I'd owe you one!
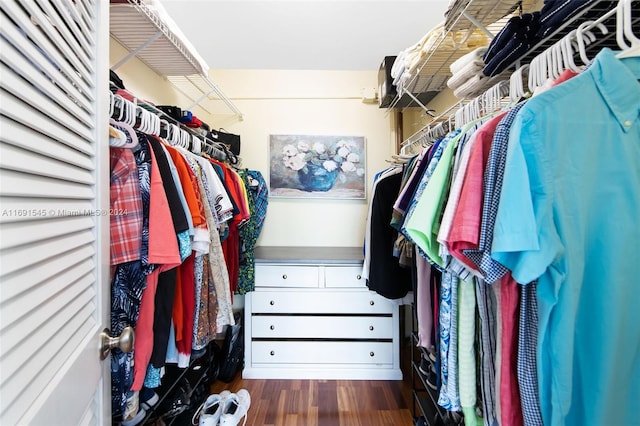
[111,31,163,70]
[405,91,435,117]
[461,10,496,39]
[183,75,244,121]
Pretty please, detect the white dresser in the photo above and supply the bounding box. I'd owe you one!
[243,246,402,380]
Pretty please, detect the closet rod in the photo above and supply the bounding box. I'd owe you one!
[400,100,462,151]
[110,84,230,162]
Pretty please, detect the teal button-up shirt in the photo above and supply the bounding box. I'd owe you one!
[491,48,640,426]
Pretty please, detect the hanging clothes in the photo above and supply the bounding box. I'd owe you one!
[490,48,640,426]
[110,135,154,420]
[364,166,413,299]
[237,169,269,294]
[108,90,269,422]
[397,47,639,426]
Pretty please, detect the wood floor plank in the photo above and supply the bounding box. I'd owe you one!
[207,341,415,425]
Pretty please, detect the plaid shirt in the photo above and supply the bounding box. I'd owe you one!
[109,147,143,265]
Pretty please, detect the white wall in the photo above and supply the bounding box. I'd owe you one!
[211,69,396,247]
[110,37,397,248]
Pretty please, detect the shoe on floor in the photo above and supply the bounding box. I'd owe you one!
[419,354,438,390]
[121,391,146,426]
[139,387,159,411]
[418,354,431,377]
[120,407,146,426]
[219,389,251,426]
[426,363,438,391]
[193,390,231,426]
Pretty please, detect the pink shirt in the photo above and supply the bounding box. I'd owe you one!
[447,112,507,269]
[132,141,181,391]
[500,273,524,426]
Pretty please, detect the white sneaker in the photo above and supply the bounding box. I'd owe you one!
[121,408,146,426]
[122,391,146,426]
[193,390,231,426]
[219,389,250,426]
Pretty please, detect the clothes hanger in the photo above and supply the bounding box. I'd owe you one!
[109,92,115,119]
[179,129,190,150]
[575,20,608,66]
[191,134,202,154]
[166,122,178,146]
[134,106,149,133]
[113,94,126,123]
[617,0,640,58]
[147,109,160,136]
[109,118,139,148]
[561,31,583,73]
[454,103,464,129]
[550,41,564,80]
[127,98,137,127]
[509,64,529,102]
[109,125,126,147]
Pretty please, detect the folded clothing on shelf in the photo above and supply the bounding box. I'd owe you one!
[157,105,182,121]
[453,74,489,99]
[447,47,487,90]
[391,23,490,94]
[176,110,204,129]
[536,0,615,39]
[482,12,541,77]
[452,73,505,99]
[449,47,487,75]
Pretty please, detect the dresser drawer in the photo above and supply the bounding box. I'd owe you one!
[255,265,319,288]
[251,315,393,339]
[249,291,395,314]
[251,341,393,365]
[324,266,365,288]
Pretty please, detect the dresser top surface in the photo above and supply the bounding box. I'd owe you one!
[255,246,363,264]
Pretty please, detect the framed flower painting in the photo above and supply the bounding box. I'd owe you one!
[269,134,366,199]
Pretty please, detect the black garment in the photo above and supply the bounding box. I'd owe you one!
[367,172,412,299]
[110,69,125,91]
[150,268,177,368]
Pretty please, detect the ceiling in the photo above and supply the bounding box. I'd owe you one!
[160,0,451,71]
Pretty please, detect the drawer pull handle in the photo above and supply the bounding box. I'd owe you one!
[357,275,362,280]
[282,274,287,279]
[270,325,275,330]
[369,300,375,306]
[369,326,374,331]
[369,352,375,357]
[270,351,275,356]
[270,300,275,306]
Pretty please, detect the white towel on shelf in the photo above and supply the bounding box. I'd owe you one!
[391,48,411,85]
[449,47,487,75]
[453,74,490,99]
[447,60,485,90]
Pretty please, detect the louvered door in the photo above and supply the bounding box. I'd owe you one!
[0,1,109,425]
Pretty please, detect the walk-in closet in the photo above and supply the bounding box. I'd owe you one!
[1,1,639,425]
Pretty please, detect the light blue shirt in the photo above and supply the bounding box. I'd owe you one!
[491,48,640,426]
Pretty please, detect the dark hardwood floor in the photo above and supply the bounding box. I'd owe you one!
[208,341,416,426]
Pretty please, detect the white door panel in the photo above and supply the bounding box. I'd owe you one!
[0,1,109,425]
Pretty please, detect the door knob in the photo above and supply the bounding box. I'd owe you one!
[100,326,134,360]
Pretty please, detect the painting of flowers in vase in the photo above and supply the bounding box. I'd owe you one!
[269,134,366,199]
